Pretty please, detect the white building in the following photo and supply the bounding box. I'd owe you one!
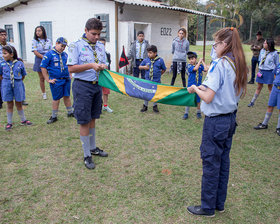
[0,0,222,70]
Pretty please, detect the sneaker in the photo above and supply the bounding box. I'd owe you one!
[140,104,148,112]
[67,112,74,117]
[248,80,254,84]
[84,156,95,169]
[42,93,47,100]
[90,147,108,157]
[182,113,188,120]
[21,120,33,126]
[248,102,254,107]
[5,123,13,131]
[153,105,159,113]
[47,116,58,124]
[22,101,29,106]
[197,112,202,119]
[216,208,225,213]
[187,205,215,217]
[276,128,280,136]
[103,106,113,113]
[254,123,268,130]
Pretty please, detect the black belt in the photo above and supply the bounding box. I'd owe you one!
[75,78,98,84]
[207,110,237,118]
[50,77,69,80]
[136,59,143,61]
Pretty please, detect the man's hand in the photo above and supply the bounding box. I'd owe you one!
[187,85,197,93]
[48,79,57,84]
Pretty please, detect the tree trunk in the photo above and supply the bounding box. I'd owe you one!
[249,14,253,41]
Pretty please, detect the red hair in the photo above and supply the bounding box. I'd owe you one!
[214,27,248,97]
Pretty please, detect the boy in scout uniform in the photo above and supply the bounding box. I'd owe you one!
[40,37,74,124]
[67,18,108,169]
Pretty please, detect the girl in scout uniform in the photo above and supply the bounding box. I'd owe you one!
[32,26,52,100]
[187,27,247,217]
[248,38,279,107]
[0,46,32,130]
[254,64,280,136]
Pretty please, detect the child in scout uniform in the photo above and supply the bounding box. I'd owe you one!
[127,31,150,79]
[99,38,113,113]
[254,64,280,136]
[187,27,247,217]
[248,38,279,107]
[183,51,208,120]
[40,37,74,124]
[67,18,108,170]
[139,45,166,113]
[32,26,52,100]
[0,46,32,130]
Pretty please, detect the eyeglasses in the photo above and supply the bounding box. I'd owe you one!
[213,41,222,50]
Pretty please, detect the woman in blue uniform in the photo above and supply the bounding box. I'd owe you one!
[187,27,248,217]
[248,38,279,107]
[32,26,52,100]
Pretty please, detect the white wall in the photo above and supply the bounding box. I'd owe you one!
[0,0,117,69]
[118,5,188,68]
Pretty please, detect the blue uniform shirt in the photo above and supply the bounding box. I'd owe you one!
[136,40,146,59]
[0,60,27,80]
[140,57,166,83]
[258,49,279,70]
[273,64,280,86]
[40,48,70,79]
[67,37,106,81]
[187,64,204,87]
[31,38,52,54]
[201,57,240,117]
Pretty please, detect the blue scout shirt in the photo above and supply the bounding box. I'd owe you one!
[258,49,279,70]
[273,64,280,86]
[140,57,166,83]
[136,40,146,59]
[67,37,106,81]
[201,57,240,117]
[40,48,69,79]
[31,38,52,54]
[0,60,27,80]
[187,64,204,87]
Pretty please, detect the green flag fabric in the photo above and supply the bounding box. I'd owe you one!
[99,69,197,107]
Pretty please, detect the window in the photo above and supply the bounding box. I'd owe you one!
[95,14,110,42]
[5,25,14,42]
[40,21,52,42]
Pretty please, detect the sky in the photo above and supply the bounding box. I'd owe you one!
[198,0,208,4]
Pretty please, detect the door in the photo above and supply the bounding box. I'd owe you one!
[18,22,26,60]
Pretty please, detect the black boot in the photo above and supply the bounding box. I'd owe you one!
[153,105,159,113]
[140,104,148,112]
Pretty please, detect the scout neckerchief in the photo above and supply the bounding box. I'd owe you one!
[82,35,99,63]
[6,59,18,88]
[149,56,160,78]
[138,41,143,59]
[260,51,269,65]
[38,38,46,50]
[52,47,64,73]
[223,56,236,72]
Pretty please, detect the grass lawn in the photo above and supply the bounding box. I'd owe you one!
[0,45,279,223]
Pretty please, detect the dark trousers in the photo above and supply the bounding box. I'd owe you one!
[200,113,237,213]
[0,79,2,107]
[171,61,186,87]
[133,59,145,79]
[250,56,259,82]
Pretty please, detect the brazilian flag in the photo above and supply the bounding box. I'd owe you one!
[99,70,197,107]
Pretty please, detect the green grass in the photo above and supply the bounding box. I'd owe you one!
[0,45,279,223]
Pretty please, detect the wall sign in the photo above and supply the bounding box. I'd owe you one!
[160,27,172,36]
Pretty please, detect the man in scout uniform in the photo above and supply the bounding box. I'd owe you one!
[67,18,108,170]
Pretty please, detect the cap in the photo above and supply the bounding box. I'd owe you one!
[187,51,197,58]
[256,31,262,36]
[56,37,68,46]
